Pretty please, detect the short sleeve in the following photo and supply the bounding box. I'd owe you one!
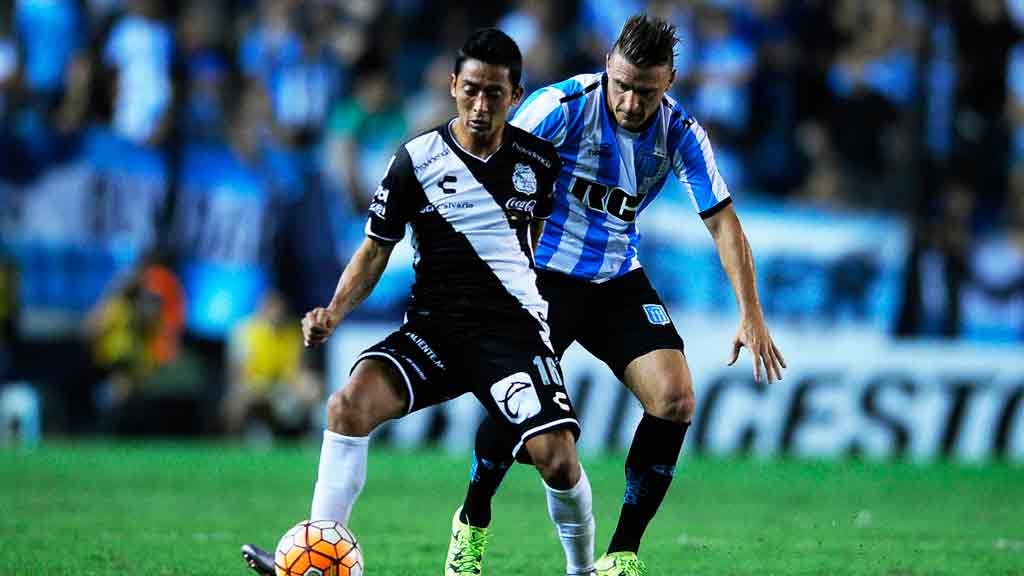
[511,87,568,147]
[671,117,731,218]
[365,145,417,243]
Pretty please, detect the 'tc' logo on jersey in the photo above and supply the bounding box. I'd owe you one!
[569,177,646,223]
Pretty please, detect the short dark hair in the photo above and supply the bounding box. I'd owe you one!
[454,28,523,86]
[611,13,678,68]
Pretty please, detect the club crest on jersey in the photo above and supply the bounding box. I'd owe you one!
[490,372,541,424]
[643,304,671,326]
[512,163,537,196]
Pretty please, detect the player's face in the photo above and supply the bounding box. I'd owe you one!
[450,58,523,142]
[605,50,674,131]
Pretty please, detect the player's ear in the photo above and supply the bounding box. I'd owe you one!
[667,68,676,91]
[511,84,524,107]
[449,73,458,98]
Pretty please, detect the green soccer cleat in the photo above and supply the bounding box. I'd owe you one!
[594,551,648,576]
[445,507,489,576]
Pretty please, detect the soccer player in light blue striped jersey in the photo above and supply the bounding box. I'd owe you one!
[450,14,787,576]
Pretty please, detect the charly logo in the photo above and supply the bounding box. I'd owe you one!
[437,175,457,194]
[512,163,537,196]
[490,372,541,424]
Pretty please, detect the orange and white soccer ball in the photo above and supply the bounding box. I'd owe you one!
[274,520,363,576]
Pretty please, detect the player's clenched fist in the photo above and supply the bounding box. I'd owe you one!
[302,307,338,348]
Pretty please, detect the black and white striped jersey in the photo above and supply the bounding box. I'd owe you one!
[366,119,563,338]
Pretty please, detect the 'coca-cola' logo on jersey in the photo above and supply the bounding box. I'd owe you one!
[505,198,537,214]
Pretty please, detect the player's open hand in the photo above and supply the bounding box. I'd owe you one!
[302,307,339,348]
[728,316,786,384]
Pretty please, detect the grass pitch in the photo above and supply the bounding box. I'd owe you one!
[0,442,1021,575]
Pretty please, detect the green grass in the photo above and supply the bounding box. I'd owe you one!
[1,442,1022,575]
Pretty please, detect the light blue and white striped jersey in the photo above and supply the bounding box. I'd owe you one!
[510,72,731,282]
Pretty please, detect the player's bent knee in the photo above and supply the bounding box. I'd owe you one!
[325,389,367,435]
[326,367,405,436]
[525,429,580,489]
[655,385,696,424]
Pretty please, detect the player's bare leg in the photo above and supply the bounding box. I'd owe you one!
[242,359,406,575]
[310,358,406,523]
[596,349,695,576]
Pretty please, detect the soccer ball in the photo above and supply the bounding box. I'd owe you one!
[274,519,363,576]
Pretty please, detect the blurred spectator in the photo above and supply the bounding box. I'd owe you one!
[690,4,755,139]
[499,0,565,90]
[84,252,185,420]
[240,0,299,85]
[5,0,1024,443]
[171,85,283,340]
[404,51,455,134]
[826,0,916,209]
[13,0,85,103]
[103,0,173,144]
[0,2,16,118]
[962,165,1024,340]
[898,178,974,338]
[794,121,845,209]
[953,0,1021,225]
[262,1,342,145]
[742,0,804,195]
[0,257,18,378]
[221,290,320,440]
[324,58,406,212]
[578,0,646,64]
[680,4,757,189]
[177,0,229,142]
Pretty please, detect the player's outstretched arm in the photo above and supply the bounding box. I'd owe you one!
[302,237,395,348]
[704,203,786,384]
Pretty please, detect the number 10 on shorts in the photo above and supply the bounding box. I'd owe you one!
[533,355,563,387]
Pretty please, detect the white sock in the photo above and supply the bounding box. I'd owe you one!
[544,465,595,575]
[309,429,368,525]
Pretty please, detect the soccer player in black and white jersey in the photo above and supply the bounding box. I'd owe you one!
[241,29,598,576]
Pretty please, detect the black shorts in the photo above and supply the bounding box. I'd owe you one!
[538,268,685,379]
[353,317,579,457]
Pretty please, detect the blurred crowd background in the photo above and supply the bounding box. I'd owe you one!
[1,0,1023,443]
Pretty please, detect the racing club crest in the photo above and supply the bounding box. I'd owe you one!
[512,163,537,196]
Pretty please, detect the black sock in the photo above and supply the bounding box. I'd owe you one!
[607,413,689,554]
[460,416,516,528]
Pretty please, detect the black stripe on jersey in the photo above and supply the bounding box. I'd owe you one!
[699,196,732,220]
[409,195,547,336]
[439,125,538,268]
[559,79,601,103]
